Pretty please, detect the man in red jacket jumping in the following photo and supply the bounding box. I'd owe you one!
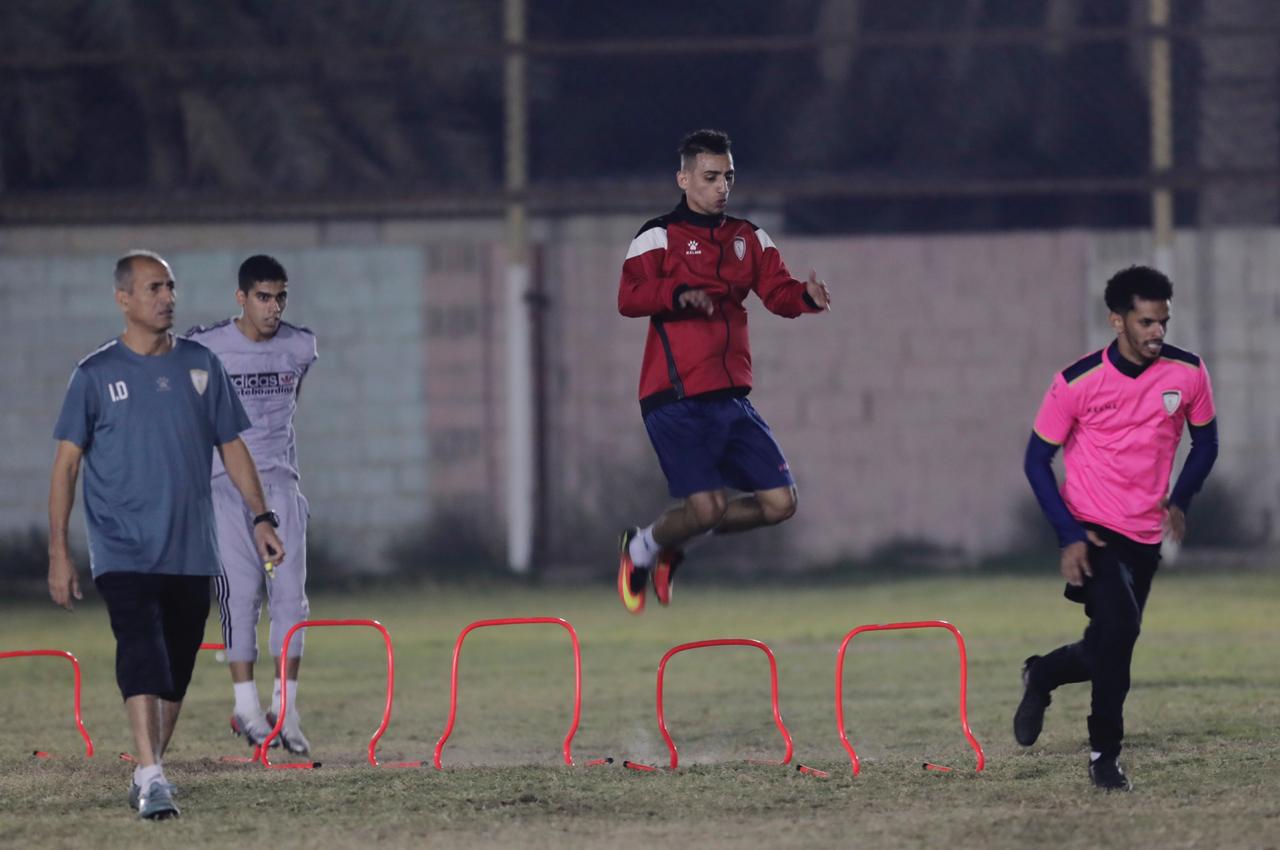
[616,128,832,614]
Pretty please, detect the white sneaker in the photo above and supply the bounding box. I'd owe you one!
[229,712,279,748]
[266,711,312,755]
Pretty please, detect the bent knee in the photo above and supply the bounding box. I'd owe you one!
[761,486,798,525]
[687,492,728,531]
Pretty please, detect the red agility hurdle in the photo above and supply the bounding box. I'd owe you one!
[260,619,420,769]
[649,638,793,770]
[434,617,582,769]
[0,650,94,758]
[194,642,264,765]
[834,619,985,776]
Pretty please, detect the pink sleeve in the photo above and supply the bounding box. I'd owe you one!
[1187,361,1216,426]
[1032,374,1076,445]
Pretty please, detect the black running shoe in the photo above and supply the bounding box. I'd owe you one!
[1013,654,1051,746]
[1089,755,1132,791]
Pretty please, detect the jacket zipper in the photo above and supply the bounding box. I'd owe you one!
[713,225,734,386]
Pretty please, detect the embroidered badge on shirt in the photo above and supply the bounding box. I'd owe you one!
[1162,390,1181,415]
[686,240,701,256]
[733,235,747,261]
[190,369,209,395]
[155,376,171,392]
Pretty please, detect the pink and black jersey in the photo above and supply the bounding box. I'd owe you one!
[184,319,317,484]
[1032,342,1215,544]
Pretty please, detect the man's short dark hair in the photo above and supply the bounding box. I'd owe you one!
[1104,265,1173,314]
[238,254,288,293]
[679,129,732,169]
[114,249,168,292]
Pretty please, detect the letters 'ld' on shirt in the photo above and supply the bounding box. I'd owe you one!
[53,337,251,577]
[184,319,317,485]
[1032,341,1216,544]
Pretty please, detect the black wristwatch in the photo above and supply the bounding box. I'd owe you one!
[253,510,280,529]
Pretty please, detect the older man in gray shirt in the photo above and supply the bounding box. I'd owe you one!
[49,250,284,820]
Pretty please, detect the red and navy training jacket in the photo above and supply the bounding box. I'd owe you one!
[618,196,821,414]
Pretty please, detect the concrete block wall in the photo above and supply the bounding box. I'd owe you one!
[0,226,431,567]
[2,220,1277,573]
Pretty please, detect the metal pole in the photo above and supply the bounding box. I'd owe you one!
[1150,0,1174,273]
[504,0,533,574]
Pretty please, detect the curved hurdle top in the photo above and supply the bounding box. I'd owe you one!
[656,638,793,770]
[260,619,419,769]
[433,617,582,769]
[834,619,985,775]
[0,650,94,758]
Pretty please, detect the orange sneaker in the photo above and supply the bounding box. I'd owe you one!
[652,547,684,606]
[617,528,648,615]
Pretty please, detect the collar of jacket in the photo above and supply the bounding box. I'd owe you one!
[1106,339,1154,379]
[670,195,726,228]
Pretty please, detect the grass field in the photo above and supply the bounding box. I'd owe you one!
[1,569,1278,849]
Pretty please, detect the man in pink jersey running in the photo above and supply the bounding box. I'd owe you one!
[1017,265,1218,791]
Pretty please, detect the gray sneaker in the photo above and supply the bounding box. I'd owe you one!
[266,711,311,755]
[128,780,177,811]
[138,779,180,820]
[230,712,279,748]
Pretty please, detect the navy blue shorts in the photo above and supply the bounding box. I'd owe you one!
[643,396,795,499]
[94,573,210,702]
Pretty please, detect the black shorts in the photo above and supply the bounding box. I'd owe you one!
[94,573,211,702]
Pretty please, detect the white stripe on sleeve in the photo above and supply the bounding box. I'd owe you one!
[753,227,777,251]
[626,226,668,260]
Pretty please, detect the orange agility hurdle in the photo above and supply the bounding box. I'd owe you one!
[434,617,583,769]
[629,638,793,771]
[834,619,985,776]
[0,650,94,758]
[260,619,420,769]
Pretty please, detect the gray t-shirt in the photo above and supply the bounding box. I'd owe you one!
[184,319,317,485]
[53,337,251,577]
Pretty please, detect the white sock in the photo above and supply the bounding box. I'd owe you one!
[628,525,661,568]
[134,762,165,789]
[233,681,261,718]
[275,678,300,724]
[271,677,282,716]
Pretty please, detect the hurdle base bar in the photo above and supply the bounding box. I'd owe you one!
[797,764,831,779]
[622,760,660,772]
